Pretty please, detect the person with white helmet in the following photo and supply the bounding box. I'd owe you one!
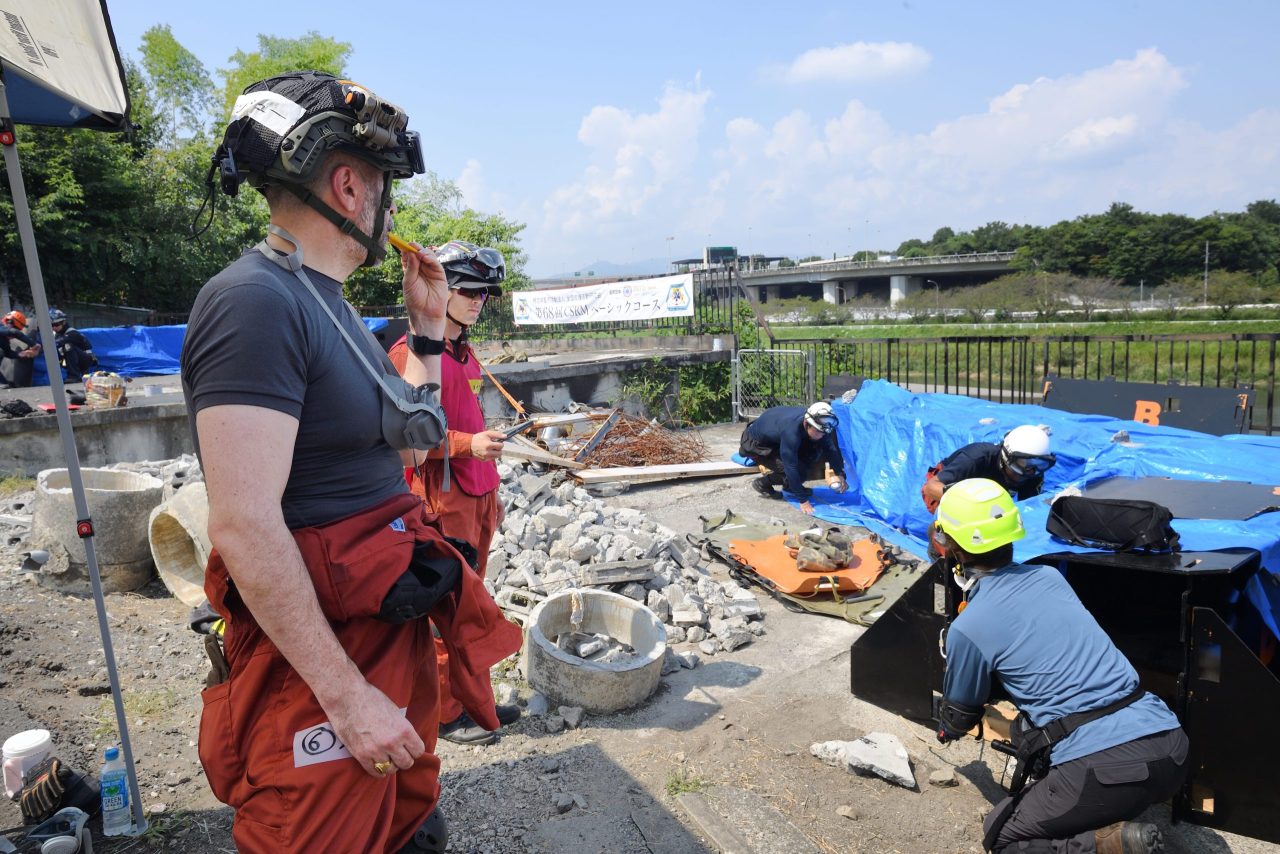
[933,479,1187,854]
[921,424,1056,513]
[738,401,848,515]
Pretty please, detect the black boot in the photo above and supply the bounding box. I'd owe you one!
[396,807,448,854]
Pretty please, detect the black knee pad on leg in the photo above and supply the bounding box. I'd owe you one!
[397,807,448,854]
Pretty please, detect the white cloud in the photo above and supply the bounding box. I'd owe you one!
[526,49,1279,275]
[542,82,710,235]
[773,41,930,84]
[456,159,486,208]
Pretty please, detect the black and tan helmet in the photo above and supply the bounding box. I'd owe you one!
[207,71,425,265]
[214,70,424,195]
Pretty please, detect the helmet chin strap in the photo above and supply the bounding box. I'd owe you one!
[278,172,394,268]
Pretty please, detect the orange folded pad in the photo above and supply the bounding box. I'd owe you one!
[728,533,884,596]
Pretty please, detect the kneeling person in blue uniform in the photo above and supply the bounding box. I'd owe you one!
[739,401,847,515]
[934,479,1188,854]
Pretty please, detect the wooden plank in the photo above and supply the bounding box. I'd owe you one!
[501,436,586,469]
[574,408,621,462]
[528,411,612,429]
[676,792,752,854]
[573,460,755,485]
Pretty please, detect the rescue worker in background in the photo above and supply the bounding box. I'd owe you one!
[388,240,519,747]
[48,309,96,381]
[183,71,518,853]
[934,479,1188,854]
[739,401,848,515]
[0,310,40,388]
[921,424,1056,513]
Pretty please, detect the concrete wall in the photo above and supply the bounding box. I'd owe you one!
[0,347,732,474]
[889,275,923,305]
[0,402,193,477]
[480,350,730,419]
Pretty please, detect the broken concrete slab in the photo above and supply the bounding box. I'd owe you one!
[811,732,917,789]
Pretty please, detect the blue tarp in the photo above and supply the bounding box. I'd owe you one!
[789,380,1280,636]
[29,318,390,385]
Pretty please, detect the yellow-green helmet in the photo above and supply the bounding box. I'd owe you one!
[935,478,1025,554]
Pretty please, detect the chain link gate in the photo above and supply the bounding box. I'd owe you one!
[732,348,816,421]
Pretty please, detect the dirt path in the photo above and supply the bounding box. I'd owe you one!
[1,424,1274,852]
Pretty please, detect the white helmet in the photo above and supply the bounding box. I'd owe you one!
[804,401,837,434]
[1000,425,1055,479]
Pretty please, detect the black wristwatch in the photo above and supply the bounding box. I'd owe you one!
[408,333,446,356]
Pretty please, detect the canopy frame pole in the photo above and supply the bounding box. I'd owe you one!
[0,68,148,836]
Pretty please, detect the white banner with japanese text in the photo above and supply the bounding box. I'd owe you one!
[511,274,694,325]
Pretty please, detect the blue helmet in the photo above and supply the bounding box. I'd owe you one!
[49,309,67,324]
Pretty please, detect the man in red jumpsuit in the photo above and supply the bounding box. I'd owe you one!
[183,73,520,853]
[390,241,520,745]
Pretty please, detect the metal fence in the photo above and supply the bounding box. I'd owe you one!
[732,348,816,420]
[779,333,1279,434]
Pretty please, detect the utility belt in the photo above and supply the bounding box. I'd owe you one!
[992,687,1147,796]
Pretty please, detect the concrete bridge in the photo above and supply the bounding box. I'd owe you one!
[738,251,1016,305]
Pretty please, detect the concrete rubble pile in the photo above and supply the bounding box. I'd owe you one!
[488,461,765,665]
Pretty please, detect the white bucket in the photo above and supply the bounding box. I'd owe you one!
[3,728,51,797]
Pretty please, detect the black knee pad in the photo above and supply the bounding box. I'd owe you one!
[397,807,448,854]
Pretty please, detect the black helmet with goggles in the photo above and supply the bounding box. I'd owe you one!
[436,241,505,295]
[204,71,425,267]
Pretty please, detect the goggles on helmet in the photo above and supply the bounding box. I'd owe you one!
[805,414,838,434]
[436,242,506,289]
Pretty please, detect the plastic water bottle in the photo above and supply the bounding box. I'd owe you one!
[99,746,131,836]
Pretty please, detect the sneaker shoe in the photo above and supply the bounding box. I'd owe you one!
[439,712,498,745]
[495,704,522,727]
[751,477,779,499]
[1095,821,1164,854]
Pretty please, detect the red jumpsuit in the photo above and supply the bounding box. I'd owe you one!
[390,338,503,724]
[199,494,521,853]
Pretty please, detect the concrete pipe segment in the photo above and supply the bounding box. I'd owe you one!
[32,467,163,594]
[525,588,667,714]
[148,481,212,608]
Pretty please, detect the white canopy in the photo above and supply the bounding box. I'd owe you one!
[0,0,128,129]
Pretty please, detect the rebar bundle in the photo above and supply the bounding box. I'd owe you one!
[576,413,707,468]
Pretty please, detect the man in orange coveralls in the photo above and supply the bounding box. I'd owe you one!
[389,241,520,746]
[182,72,520,853]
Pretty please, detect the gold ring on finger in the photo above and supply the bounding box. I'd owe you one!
[374,760,393,776]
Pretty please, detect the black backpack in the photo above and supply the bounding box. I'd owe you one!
[1046,495,1180,553]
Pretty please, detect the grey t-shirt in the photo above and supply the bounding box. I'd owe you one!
[181,249,407,529]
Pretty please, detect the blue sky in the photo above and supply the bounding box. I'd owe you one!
[104,0,1280,276]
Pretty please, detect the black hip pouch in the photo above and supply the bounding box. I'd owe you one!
[377,540,464,624]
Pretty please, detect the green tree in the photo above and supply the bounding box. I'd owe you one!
[1200,270,1264,319]
[220,32,352,118]
[140,24,217,141]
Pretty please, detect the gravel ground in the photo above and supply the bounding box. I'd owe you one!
[0,424,1274,853]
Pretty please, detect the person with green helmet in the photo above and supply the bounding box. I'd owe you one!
[933,479,1187,854]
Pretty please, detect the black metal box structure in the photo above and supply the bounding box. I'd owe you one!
[849,548,1280,845]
